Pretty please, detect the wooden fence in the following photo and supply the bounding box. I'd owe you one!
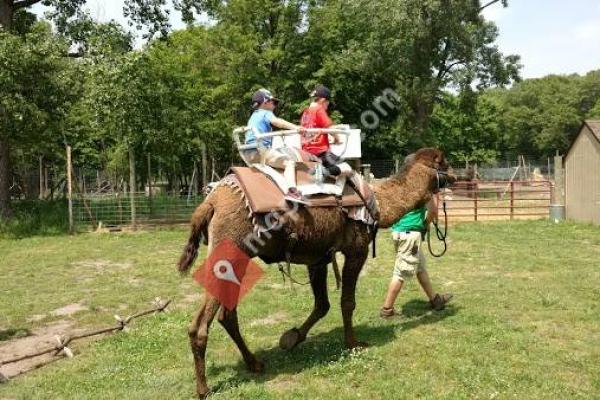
[438,180,553,222]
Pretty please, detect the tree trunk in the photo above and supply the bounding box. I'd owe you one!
[413,98,431,136]
[0,3,13,218]
[0,1,14,31]
[0,139,12,219]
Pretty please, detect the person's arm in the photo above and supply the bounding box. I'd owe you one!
[425,197,439,227]
[269,115,300,131]
[316,107,340,143]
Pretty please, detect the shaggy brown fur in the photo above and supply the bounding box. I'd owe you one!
[177,147,454,398]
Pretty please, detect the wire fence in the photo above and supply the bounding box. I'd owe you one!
[9,154,557,229]
[73,192,204,228]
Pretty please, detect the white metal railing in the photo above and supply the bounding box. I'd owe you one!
[233,126,360,166]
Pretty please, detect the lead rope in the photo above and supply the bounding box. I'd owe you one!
[427,171,449,258]
[278,263,310,286]
[427,200,448,257]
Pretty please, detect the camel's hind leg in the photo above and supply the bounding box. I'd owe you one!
[340,251,368,349]
[218,308,264,373]
[279,262,330,350]
[188,294,220,399]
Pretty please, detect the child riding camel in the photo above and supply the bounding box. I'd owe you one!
[300,85,353,178]
[244,88,307,204]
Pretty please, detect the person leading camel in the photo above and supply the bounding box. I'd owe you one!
[380,195,453,318]
[300,84,353,178]
[244,88,307,204]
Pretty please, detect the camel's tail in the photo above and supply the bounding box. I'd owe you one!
[177,201,214,274]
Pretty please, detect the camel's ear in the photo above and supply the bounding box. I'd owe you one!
[433,150,448,170]
[415,148,436,168]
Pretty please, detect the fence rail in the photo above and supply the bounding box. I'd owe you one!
[439,180,553,222]
[72,179,553,229]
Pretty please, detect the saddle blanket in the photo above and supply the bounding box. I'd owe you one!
[230,166,368,213]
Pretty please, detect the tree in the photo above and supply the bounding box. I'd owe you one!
[430,90,502,165]
[0,0,205,217]
[0,22,75,216]
[301,0,520,157]
[486,73,597,158]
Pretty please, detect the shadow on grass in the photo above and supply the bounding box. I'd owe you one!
[210,323,394,392]
[0,328,32,342]
[207,302,459,393]
[401,298,458,318]
[398,300,459,331]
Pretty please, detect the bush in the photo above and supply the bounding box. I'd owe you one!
[0,200,69,239]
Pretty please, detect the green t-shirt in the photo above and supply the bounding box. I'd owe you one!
[391,207,427,233]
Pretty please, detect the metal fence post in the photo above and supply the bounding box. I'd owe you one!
[66,146,74,234]
[38,156,43,199]
[147,153,153,216]
[474,187,478,221]
[550,154,565,222]
[510,181,515,220]
[129,147,137,230]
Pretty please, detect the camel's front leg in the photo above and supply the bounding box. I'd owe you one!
[218,307,264,373]
[340,252,368,348]
[280,262,330,350]
[188,294,220,399]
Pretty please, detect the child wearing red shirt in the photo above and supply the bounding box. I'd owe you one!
[300,85,345,176]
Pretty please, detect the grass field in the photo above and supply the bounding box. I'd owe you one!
[1,221,599,399]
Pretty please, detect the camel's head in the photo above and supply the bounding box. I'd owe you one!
[413,148,449,171]
[412,148,457,190]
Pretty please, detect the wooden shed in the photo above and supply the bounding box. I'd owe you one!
[564,120,600,225]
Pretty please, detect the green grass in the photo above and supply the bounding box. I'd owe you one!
[1,221,599,399]
[0,200,69,239]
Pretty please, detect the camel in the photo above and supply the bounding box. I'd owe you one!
[177,147,455,398]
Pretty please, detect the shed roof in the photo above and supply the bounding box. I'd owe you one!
[565,120,600,157]
[586,120,600,141]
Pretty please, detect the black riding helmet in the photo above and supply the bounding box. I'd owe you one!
[251,88,280,109]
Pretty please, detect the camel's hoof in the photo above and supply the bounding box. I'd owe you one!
[346,340,369,350]
[197,389,212,399]
[279,328,303,350]
[247,359,265,374]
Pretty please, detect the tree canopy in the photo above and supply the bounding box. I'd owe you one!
[3,0,597,218]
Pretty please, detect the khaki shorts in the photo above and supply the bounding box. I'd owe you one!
[244,147,300,168]
[392,231,427,281]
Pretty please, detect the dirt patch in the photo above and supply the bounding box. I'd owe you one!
[249,311,289,327]
[181,292,202,305]
[0,320,87,380]
[72,259,132,272]
[127,277,144,287]
[26,314,47,323]
[50,303,88,317]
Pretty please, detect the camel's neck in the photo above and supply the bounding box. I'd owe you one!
[372,165,434,228]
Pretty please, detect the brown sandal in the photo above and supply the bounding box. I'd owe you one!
[379,307,399,318]
[430,293,453,311]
